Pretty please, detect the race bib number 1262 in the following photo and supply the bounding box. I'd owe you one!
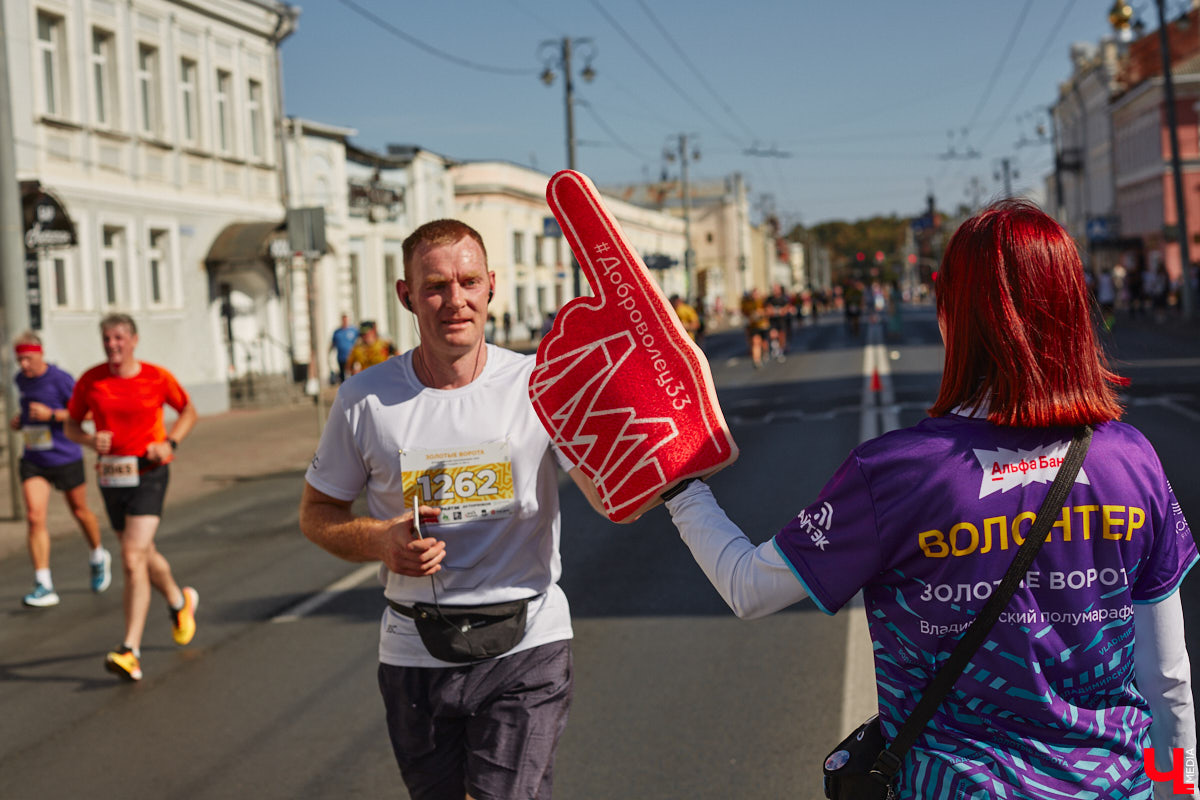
[400,441,515,523]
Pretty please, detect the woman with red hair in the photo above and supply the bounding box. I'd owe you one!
[663,200,1197,798]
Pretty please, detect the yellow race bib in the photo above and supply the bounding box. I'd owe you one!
[400,441,515,523]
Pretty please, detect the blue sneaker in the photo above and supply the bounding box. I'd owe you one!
[23,583,59,608]
[91,549,112,593]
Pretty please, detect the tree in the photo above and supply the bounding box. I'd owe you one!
[788,215,909,265]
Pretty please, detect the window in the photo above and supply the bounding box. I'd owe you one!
[384,253,399,346]
[90,28,117,127]
[215,70,233,153]
[136,44,160,136]
[343,250,361,321]
[247,79,264,159]
[36,12,67,117]
[179,58,199,144]
[101,226,124,306]
[515,285,527,323]
[53,256,68,308]
[534,235,545,266]
[147,228,169,305]
[512,231,524,264]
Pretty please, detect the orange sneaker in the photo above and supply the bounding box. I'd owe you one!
[171,586,198,646]
[105,646,142,681]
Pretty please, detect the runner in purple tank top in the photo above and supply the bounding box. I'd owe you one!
[10,331,110,608]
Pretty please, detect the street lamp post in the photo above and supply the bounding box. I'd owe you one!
[666,134,700,301]
[1154,0,1196,318]
[539,37,596,299]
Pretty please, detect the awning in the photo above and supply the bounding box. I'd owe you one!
[205,220,287,267]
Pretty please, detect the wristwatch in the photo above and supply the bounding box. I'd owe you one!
[167,438,178,451]
[661,477,701,501]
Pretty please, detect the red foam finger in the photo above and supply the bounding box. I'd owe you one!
[529,170,738,523]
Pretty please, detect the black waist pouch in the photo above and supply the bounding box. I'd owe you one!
[392,597,532,664]
[822,715,895,800]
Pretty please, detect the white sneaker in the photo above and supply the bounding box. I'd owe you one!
[23,583,60,608]
[91,549,113,593]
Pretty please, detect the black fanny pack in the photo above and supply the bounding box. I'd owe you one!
[388,596,535,664]
[822,715,895,799]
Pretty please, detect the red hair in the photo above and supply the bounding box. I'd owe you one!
[929,199,1127,427]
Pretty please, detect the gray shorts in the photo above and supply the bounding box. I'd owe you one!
[378,640,573,800]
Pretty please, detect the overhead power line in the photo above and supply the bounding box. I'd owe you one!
[937,0,1033,190]
[964,0,1036,134]
[576,99,655,163]
[634,0,758,142]
[585,0,744,147]
[503,0,561,37]
[743,144,792,158]
[335,0,537,76]
[979,0,1080,150]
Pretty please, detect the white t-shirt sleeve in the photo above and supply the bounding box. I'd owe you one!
[304,392,368,501]
[1134,591,1199,799]
[665,480,809,619]
[549,441,576,473]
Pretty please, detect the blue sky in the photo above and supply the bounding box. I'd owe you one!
[281,0,1138,227]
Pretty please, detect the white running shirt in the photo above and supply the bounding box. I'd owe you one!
[305,345,574,667]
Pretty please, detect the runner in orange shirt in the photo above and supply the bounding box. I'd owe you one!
[65,313,198,681]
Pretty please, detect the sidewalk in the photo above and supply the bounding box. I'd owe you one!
[0,397,328,563]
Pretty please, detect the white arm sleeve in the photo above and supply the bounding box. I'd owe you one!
[665,480,809,619]
[1134,591,1199,800]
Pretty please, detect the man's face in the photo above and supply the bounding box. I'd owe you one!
[362,327,378,344]
[402,237,494,354]
[102,323,137,368]
[16,349,45,378]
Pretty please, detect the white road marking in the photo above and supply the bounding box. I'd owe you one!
[841,592,877,735]
[1128,395,1200,423]
[841,323,901,735]
[271,562,380,623]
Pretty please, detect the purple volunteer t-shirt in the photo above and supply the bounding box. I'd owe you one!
[15,363,83,468]
[774,415,1197,799]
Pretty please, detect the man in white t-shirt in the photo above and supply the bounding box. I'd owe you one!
[300,219,601,800]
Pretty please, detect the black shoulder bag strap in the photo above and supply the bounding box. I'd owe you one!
[868,424,1093,786]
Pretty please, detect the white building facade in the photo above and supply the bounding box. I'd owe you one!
[451,161,686,342]
[283,125,458,381]
[8,0,296,413]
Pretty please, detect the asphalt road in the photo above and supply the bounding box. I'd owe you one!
[1,304,1196,800]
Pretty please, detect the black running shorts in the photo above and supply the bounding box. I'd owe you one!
[19,458,86,492]
[100,462,170,531]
